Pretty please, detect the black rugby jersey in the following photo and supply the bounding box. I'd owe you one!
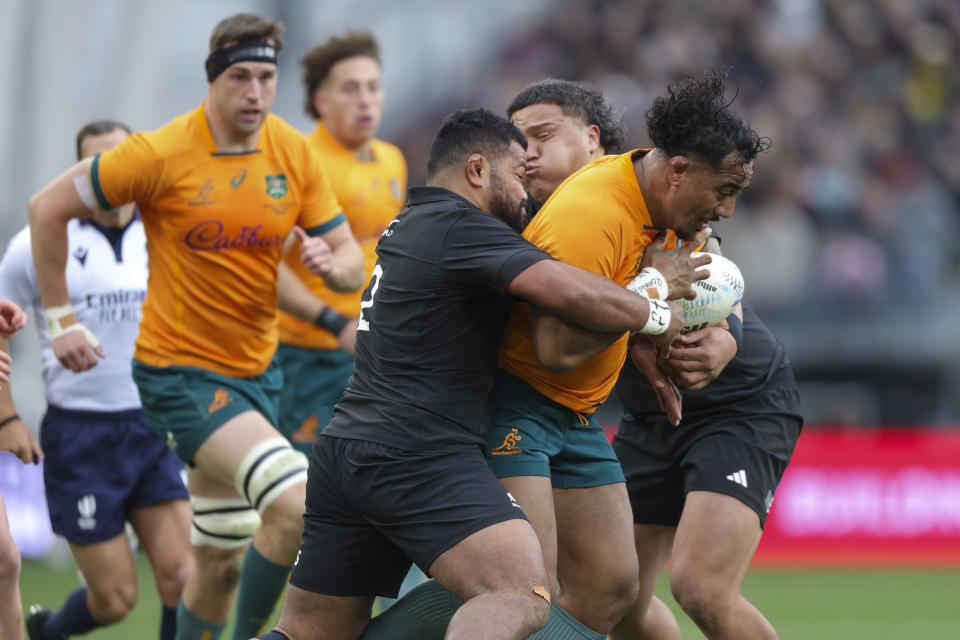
[323,187,552,451]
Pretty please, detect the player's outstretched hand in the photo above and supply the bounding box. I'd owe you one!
[639,228,713,300]
[629,334,682,426]
[293,226,334,277]
[0,416,43,465]
[662,326,738,390]
[52,326,105,373]
[0,299,27,338]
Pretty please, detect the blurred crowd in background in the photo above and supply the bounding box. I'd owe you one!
[401,0,960,322]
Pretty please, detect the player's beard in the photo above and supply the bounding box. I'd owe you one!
[489,170,527,232]
[674,224,695,242]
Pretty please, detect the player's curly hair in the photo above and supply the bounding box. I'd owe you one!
[507,78,627,154]
[646,70,770,169]
[301,31,381,120]
[427,108,527,181]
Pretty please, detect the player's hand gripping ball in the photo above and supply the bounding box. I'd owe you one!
[677,253,744,332]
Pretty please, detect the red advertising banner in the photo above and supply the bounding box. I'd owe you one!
[8,427,960,564]
[754,427,960,566]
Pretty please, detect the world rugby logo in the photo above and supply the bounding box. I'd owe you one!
[77,494,97,530]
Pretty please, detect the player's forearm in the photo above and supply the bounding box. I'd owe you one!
[540,262,655,333]
[28,162,92,308]
[510,260,655,333]
[531,308,622,374]
[322,241,365,293]
[277,261,325,321]
[28,193,73,308]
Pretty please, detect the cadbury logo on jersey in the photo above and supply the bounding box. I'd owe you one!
[185,221,284,251]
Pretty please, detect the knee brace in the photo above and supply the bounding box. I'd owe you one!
[190,496,261,549]
[234,437,308,515]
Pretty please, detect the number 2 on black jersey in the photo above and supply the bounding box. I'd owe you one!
[356,263,383,332]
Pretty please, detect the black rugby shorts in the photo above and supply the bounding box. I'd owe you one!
[613,365,802,527]
[290,434,527,597]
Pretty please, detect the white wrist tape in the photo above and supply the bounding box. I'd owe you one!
[626,267,668,300]
[43,304,100,347]
[640,299,671,336]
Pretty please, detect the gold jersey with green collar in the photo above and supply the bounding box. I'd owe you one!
[92,103,345,378]
[498,149,680,413]
[278,121,407,350]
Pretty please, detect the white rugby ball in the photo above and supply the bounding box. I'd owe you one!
[677,253,744,332]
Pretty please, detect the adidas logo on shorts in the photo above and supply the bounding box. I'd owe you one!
[726,469,748,488]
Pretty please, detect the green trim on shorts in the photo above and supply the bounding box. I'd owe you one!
[132,359,282,464]
[486,370,625,489]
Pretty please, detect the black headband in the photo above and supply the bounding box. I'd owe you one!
[205,42,278,82]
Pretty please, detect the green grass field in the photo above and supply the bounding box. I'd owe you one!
[18,557,960,639]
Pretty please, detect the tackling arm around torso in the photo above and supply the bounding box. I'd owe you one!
[505,258,683,372]
[517,228,715,374]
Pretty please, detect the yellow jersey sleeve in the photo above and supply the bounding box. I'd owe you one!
[297,145,344,234]
[92,133,166,210]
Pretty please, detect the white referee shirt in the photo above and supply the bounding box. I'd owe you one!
[0,215,147,411]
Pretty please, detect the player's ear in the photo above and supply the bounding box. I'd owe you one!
[465,153,486,188]
[667,155,690,187]
[586,124,601,155]
[312,89,325,120]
